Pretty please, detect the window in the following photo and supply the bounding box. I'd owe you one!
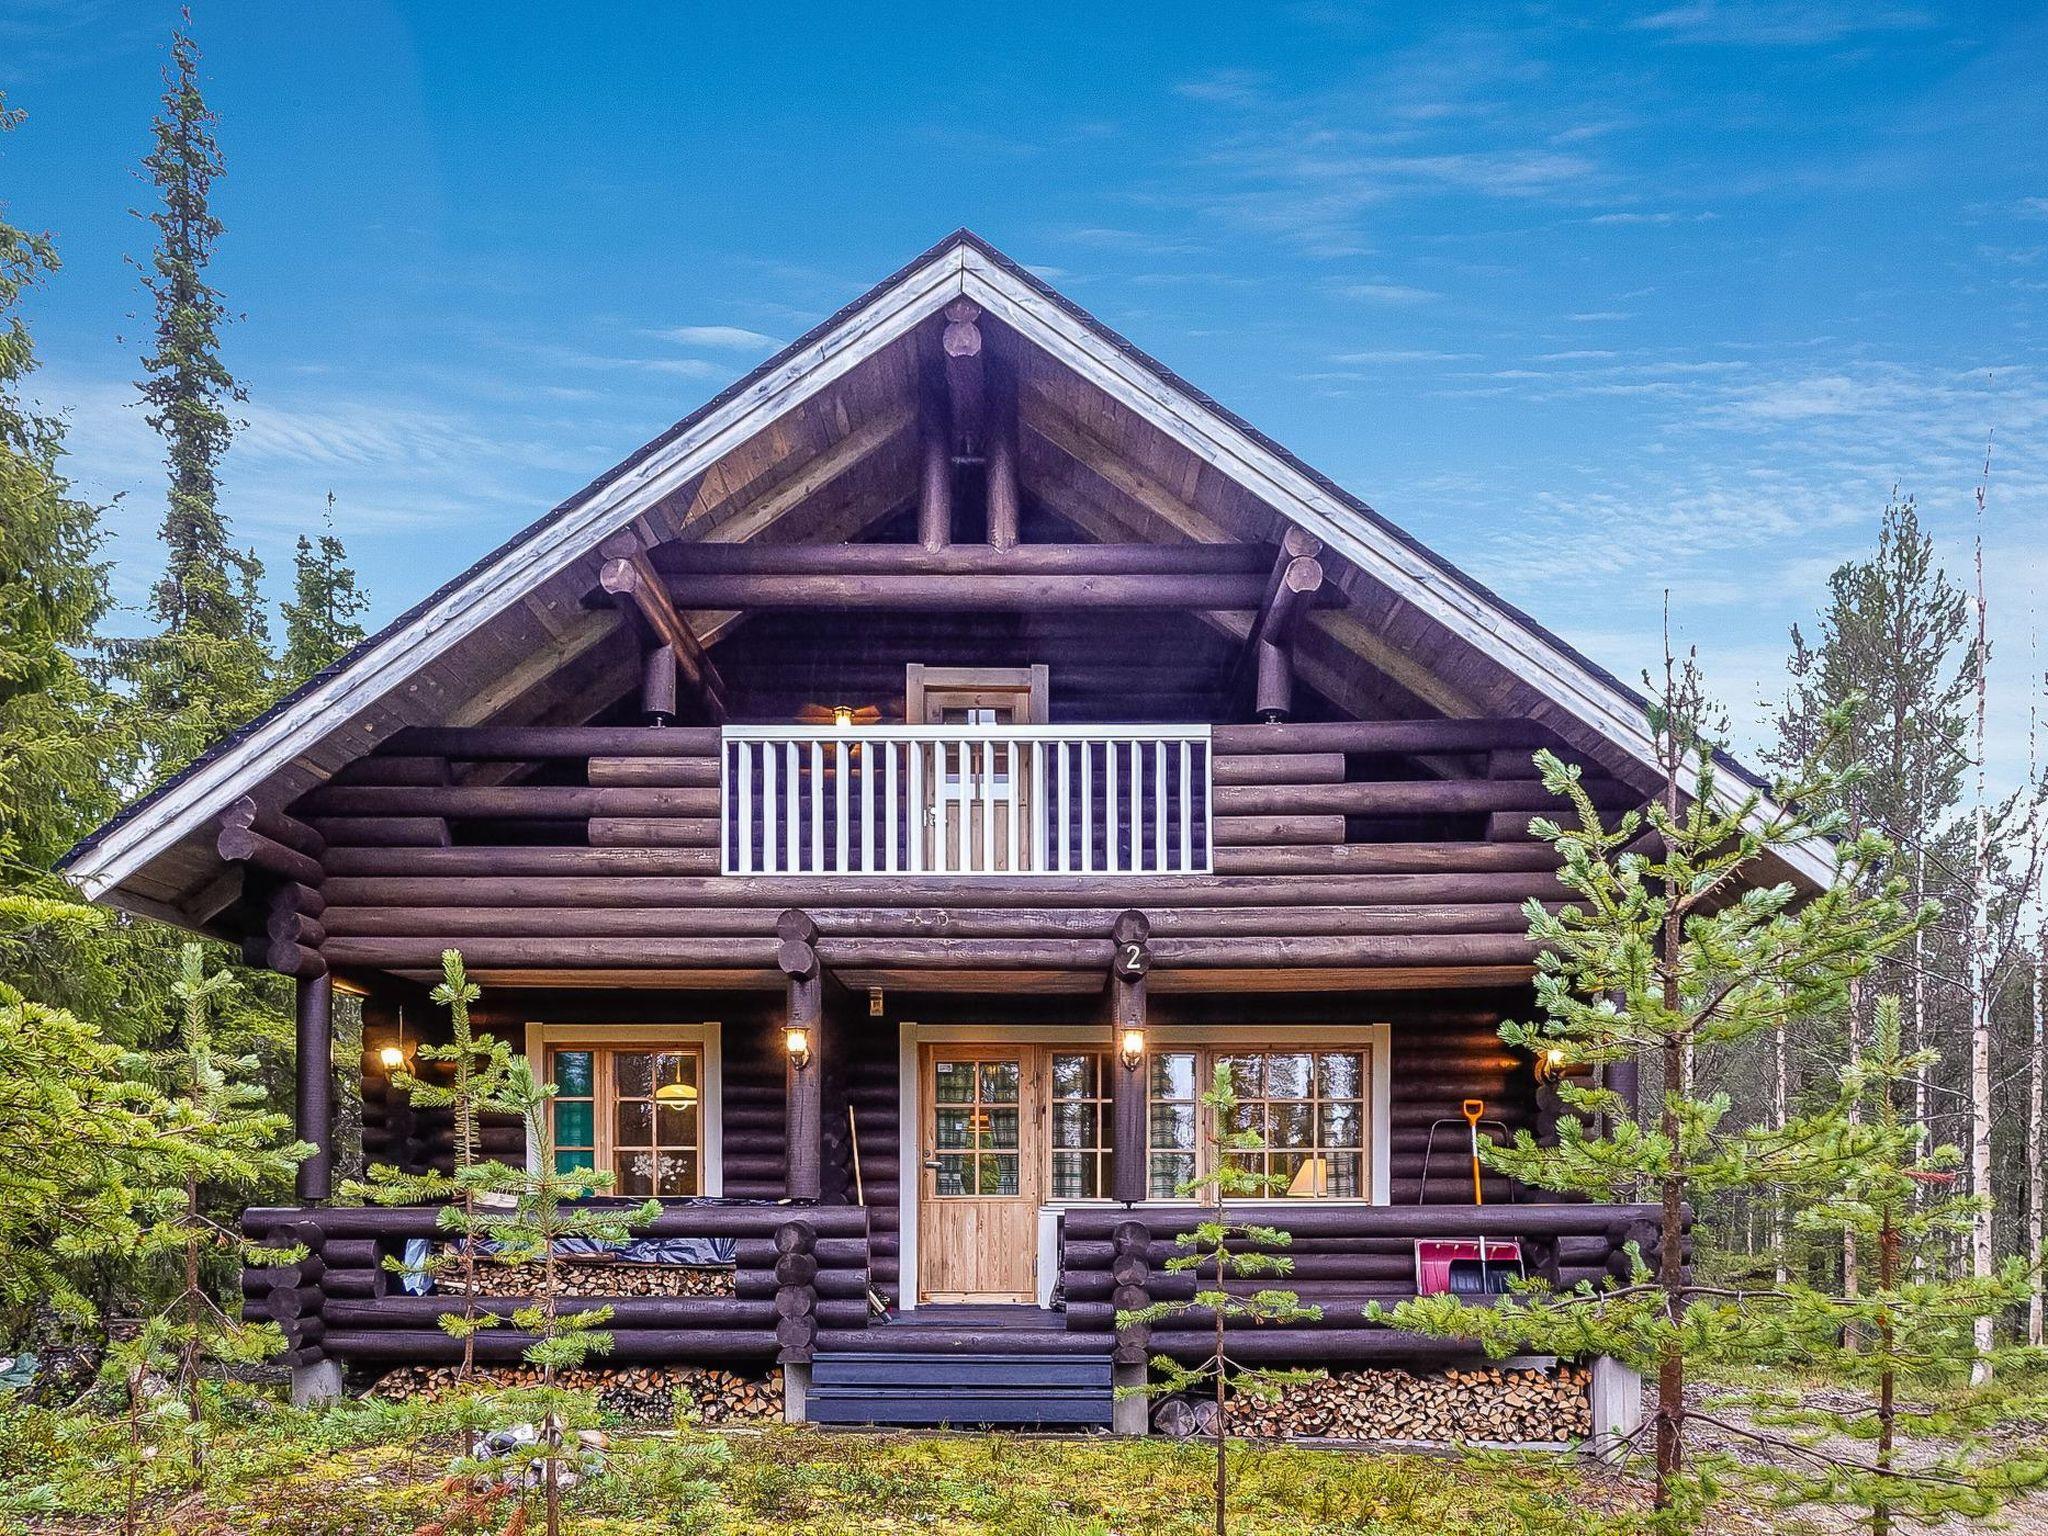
[548,1045,704,1197]
[1049,1051,1111,1199]
[1146,1047,1369,1200]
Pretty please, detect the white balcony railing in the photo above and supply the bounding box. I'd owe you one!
[721,725,1212,877]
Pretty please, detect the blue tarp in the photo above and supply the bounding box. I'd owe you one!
[400,1233,739,1296]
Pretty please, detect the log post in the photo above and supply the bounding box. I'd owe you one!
[597,531,728,722]
[771,1219,820,1365]
[780,915,824,1202]
[295,972,335,1201]
[641,643,678,726]
[918,366,953,550]
[1110,1217,1153,1368]
[984,352,1021,549]
[1109,910,1151,1206]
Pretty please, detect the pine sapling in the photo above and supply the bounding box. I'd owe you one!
[344,949,514,1388]
[1117,1062,1321,1536]
[474,1058,657,1536]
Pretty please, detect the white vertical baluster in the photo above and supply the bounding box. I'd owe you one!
[1179,738,1193,873]
[884,740,899,874]
[734,744,754,875]
[978,740,995,874]
[1155,745,1171,876]
[1031,741,1046,873]
[1200,738,1213,871]
[910,740,925,872]
[859,740,876,873]
[1003,742,1018,873]
[784,742,800,874]
[1080,742,1093,874]
[1057,742,1071,872]
[761,740,779,874]
[834,740,850,873]
[810,742,824,874]
[1105,738,1120,874]
[720,740,732,873]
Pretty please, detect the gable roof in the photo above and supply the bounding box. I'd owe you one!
[63,229,1833,912]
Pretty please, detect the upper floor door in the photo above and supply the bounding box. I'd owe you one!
[906,666,1048,873]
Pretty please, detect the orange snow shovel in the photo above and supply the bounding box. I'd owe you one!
[1462,1098,1487,1205]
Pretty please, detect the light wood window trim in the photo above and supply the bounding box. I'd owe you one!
[521,1023,724,1197]
[1145,1042,1375,1201]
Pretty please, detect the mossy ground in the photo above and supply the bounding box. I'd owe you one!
[0,1387,1674,1536]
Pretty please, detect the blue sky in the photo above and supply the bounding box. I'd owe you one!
[3,1,2044,786]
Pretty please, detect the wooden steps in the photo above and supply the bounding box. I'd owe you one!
[805,1348,1113,1427]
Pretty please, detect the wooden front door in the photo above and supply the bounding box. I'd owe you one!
[918,1046,1043,1302]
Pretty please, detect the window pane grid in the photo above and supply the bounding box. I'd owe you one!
[547,1045,703,1197]
[1049,1051,1109,1199]
[931,1054,1024,1198]
[1146,1046,1369,1200]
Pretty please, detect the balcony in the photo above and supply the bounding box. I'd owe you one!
[720,725,1213,878]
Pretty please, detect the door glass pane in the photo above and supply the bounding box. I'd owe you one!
[979,1060,1020,1103]
[979,1154,1020,1196]
[934,1154,971,1196]
[985,1108,1020,1148]
[934,1061,975,1103]
[934,1108,974,1149]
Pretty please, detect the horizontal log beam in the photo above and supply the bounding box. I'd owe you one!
[655,572,1332,612]
[586,757,720,788]
[1212,752,1346,786]
[318,1328,783,1363]
[382,726,721,759]
[216,825,324,889]
[1210,720,1565,755]
[244,1204,870,1239]
[320,901,1548,940]
[299,785,717,819]
[222,796,324,860]
[645,542,1274,576]
[1212,814,1346,847]
[323,867,1567,908]
[1213,779,1637,817]
[1061,1203,1670,1241]
[323,937,782,969]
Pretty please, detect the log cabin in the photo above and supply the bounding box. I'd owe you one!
[63,231,1815,1441]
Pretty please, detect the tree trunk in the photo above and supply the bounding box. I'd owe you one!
[1969,498,1995,1385]
[1875,1202,1899,1536]
[2031,943,2045,1349]
[1773,1013,1789,1287]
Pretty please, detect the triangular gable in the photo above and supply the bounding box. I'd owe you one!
[63,230,1832,907]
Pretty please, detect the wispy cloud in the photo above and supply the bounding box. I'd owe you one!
[1628,2,1936,46]
[1339,282,1443,305]
[649,325,781,351]
[1331,349,1479,363]
[1173,69,1270,107]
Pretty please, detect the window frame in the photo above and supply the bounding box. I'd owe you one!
[521,1023,724,1198]
[1145,1044,1375,1201]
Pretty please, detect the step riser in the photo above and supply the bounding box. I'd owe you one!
[807,1347,1115,1427]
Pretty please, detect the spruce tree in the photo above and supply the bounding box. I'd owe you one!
[1385,642,1922,1525]
[279,493,368,687]
[119,17,271,776]
[138,945,309,1476]
[1117,1062,1322,1536]
[344,949,513,1385]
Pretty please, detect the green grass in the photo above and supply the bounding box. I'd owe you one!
[0,1391,1659,1536]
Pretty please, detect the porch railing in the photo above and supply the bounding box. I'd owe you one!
[720,725,1213,877]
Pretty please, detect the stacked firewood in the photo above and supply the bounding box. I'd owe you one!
[1166,1364,1590,1445]
[374,1364,782,1423]
[436,1257,736,1299]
